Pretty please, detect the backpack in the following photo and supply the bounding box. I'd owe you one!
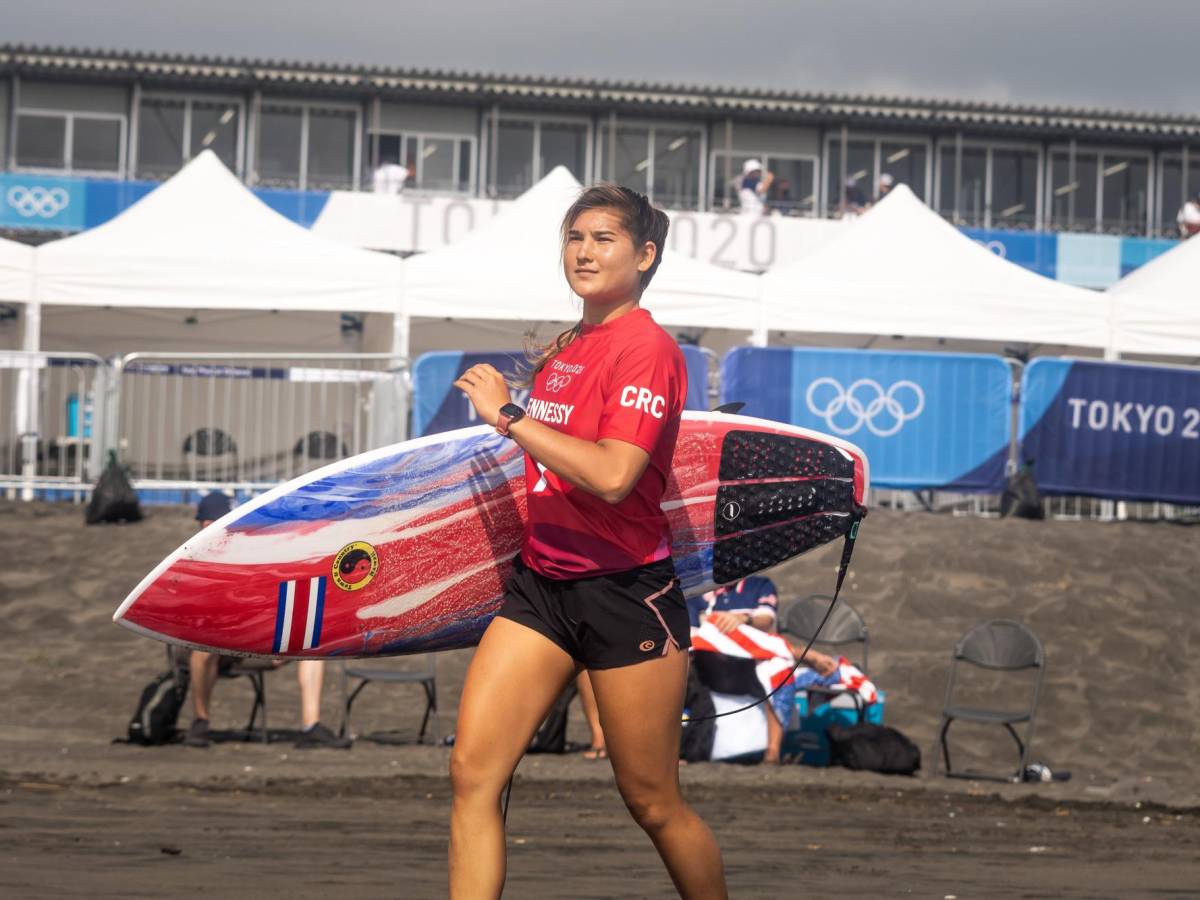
[826,723,921,776]
[128,654,190,745]
[1000,466,1044,520]
[86,452,143,525]
[679,666,717,763]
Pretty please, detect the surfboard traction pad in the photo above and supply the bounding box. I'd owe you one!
[711,430,862,585]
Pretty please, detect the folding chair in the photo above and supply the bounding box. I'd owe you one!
[780,594,871,721]
[934,619,1045,782]
[339,655,439,744]
[219,658,279,743]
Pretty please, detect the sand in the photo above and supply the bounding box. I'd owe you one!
[1,500,1198,898]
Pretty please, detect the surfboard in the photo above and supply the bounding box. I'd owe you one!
[114,411,868,659]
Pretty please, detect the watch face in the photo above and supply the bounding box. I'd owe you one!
[501,403,525,419]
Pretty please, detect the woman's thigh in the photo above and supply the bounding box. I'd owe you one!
[452,616,579,790]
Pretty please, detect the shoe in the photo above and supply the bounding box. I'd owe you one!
[582,746,607,761]
[294,722,352,750]
[184,718,210,748]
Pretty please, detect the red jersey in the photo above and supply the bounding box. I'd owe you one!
[521,308,687,579]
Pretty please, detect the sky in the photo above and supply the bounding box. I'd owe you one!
[6,0,1196,116]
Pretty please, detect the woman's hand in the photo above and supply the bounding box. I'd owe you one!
[453,363,512,428]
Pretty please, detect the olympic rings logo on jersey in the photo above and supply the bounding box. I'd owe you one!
[6,186,71,219]
[544,372,572,393]
[805,377,925,437]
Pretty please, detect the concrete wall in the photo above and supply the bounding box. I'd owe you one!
[377,101,477,135]
[19,80,129,115]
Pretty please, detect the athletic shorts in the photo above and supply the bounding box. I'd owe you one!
[496,556,692,670]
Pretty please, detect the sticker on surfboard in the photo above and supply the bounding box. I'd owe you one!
[332,541,379,591]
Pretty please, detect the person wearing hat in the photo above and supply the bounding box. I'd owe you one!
[1178,190,1200,238]
[737,158,774,216]
[876,172,896,203]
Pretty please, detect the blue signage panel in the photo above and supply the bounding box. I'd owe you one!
[1019,358,1200,504]
[722,347,1013,490]
[0,173,87,231]
[413,343,711,437]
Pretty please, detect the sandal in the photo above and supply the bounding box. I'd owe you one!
[582,746,608,760]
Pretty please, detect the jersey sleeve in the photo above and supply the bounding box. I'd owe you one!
[596,340,685,455]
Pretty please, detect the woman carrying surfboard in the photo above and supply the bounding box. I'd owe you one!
[450,185,728,899]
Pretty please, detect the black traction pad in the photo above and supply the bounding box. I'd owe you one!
[712,512,855,585]
[714,480,855,537]
[718,430,855,482]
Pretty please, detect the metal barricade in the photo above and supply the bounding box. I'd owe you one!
[0,351,110,500]
[116,352,408,495]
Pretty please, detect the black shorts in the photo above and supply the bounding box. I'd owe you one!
[496,556,692,670]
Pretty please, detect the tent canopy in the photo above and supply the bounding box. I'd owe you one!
[402,166,760,332]
[759,185,1111,349]
[0,235,33,303]
[1107,235,1200,357]
[34,151,403,313]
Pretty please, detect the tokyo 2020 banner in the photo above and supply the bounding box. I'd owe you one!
[721,347,1013,491]
[1019,358,1200,504]
[412,345,711,437]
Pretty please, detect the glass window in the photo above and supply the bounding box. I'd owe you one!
[190,100,240,172]
[880,142,927,201]
[711,152,816,215]
[1158,155,1200,236]
[711,153,756,209]
[652,129,701,210]
[539,121,587,182]
[72,117,121,172]
[600,125,651,195]
[495,120,535,197]
[16,114,67,169]
[138,98,186,177]
[306,107,356,190]
[1100,155,1148,235]
[825,139,874,214]
[420,137,455,192]
[457,139,472,190]
[990,148,1038,229]
[937,145,987,225]
[1051,150,1098,231]
[258,105,303,186]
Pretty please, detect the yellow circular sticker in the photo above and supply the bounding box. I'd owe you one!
[332,541,379,591]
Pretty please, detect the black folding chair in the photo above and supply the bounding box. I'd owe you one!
[780,594,870,720]
[218,657,279,743]
[339,656,439,745]
[934,619,1045,782]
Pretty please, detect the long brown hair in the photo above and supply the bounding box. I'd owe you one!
[518,184,670,385]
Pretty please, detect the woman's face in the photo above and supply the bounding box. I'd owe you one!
[563,208,655,305]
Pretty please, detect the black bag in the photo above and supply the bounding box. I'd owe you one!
[679,666,717,763]
[1000,466,1044,520]
[528,683,578,754]
[128,655,190,745]
[826,723,921,776]
[86,452,143,525]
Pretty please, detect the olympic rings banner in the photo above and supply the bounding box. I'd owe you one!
[411,345,710,437]
[1019,358,1200,504]
[721,347,1013,490]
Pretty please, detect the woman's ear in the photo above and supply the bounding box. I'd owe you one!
[637,240,657,273]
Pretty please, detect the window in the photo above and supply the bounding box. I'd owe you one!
[15,109,125,174]
[825,135,929,214]
[487,115,589,198]
[373,131,475,193]
[936,142,1039,229]
[710,151,818,215]
[256,102,360,190]
[137,95,242,179]
[1049,147,1149,235]
[596,122,704,209]
[1158,152,1200,236]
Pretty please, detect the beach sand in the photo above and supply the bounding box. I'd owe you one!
[1,500,1197,898]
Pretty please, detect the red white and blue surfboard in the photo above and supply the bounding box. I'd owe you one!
[114,412,868,658]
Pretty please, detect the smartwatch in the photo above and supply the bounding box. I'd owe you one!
[495,402,526,437]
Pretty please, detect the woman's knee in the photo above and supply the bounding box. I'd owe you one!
[449,744,507,802]
[619,784,684,834]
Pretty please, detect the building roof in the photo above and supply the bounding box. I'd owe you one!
[3,43,1199,142]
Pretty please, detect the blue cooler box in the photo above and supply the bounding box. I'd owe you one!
[782,690,886,766]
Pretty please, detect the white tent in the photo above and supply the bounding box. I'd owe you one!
[758,185,1111,349]
[1107,236,1200,358]
[0,235,34,351]
[34,151,403,316]
[399,166,761,354]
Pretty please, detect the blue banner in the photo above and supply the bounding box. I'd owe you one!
[412,344,711,437]
[721,347,1013,491]
[1019,358,1200,504]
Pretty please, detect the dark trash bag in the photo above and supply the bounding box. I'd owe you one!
[827,723,921,776]
[679,666,717,763]
[128,654,190,746]
[86,453,142,524]
[1000,466,1044,520]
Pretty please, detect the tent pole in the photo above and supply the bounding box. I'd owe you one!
[18,250,41,501]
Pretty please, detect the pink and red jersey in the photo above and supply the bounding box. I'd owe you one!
[522,308,687,579]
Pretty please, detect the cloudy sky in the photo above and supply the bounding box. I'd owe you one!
[7,0,1195,115]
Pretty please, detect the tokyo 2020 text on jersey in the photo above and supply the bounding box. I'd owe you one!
[521,308,687,579]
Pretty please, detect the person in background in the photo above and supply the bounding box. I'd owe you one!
[875,172,896,203]
[373,160,413,195]
[840,177,867,217]
[768,176,794,215]
[737,159,774,216]
[1177,190,1200,238]
[184,490,350,750]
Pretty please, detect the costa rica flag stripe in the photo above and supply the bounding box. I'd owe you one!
[272,577,326,653]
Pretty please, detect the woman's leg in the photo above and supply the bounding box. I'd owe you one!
[590,649,728,900]
[449,617,579,900]
[576,671,606,757]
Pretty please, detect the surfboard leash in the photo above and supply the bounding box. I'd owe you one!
[682,508,865,725]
